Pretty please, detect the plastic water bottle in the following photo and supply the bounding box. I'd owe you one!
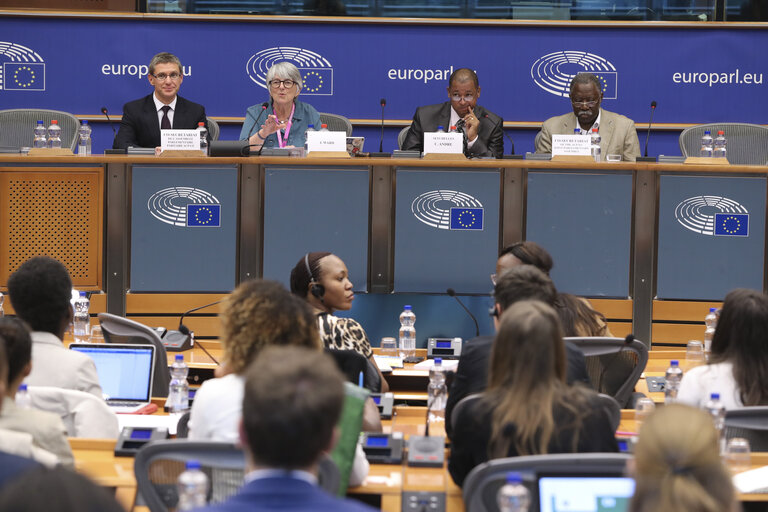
[176,460,208,510]
[704,307,717,354]
[700,130,713,157]
[169,354,190,413]
[33,120,47,148]
[664,360,683,403]
[73,291,90,342]
[574,128,581,135]
[590,128,601,162]
[196,122,208,156]
[428,357,447,426]
[319,123,329,132]
[497,472,530,512]
[704,392,726,453]
[713,130,727,159]
[77,121,92,156]
[47,120,62,149]
[0,291,4,317]
[304,124,316,152]
[436,126,446,133]
[398,305,416,362]
[15,383,31,409]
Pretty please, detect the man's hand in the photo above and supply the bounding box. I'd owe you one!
[463,106,480,141]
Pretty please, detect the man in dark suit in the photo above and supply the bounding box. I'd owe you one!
[401,68,505,158]
[113,52,208,150]
[196,346,375,512]
[445,265,591,438]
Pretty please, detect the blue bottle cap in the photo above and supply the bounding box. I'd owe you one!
[506,471,523,484]
[704,130,711,134]
[670,360,679,366]
[79,291,87,297]
[19,383,27,391]
[711,392,720,400]
[437,126,444,131]
[709,307,717,313]
[186,460,201,470]
[404,305,412,310]
[82,120,88,125]
[434,358,442,365]
[175,354,184,362]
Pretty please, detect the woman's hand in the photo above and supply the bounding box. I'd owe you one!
[262,114,287,136]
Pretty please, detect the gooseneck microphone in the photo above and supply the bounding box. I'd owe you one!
[484,113,515,155]
[246,102,270,141]
[101,107,117,143]
[446,288,480,337]
[163,300,222,363]
[379,98,386,152]
[643,101,657,158]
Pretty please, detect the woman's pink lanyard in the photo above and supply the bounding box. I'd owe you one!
[275,102,295,148]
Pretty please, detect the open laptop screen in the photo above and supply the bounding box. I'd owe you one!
[70,344,154,402]
[538,475,635,512]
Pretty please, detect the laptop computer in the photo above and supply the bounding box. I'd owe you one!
[538,474,635,512]
[69,343,155,414]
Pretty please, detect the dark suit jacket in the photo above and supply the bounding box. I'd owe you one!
[0,451,39,489]
[401,102,505,158]
[445,335,591,438]
[113,94,208,149]
[194,475,377,512]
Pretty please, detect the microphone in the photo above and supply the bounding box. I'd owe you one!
[162,300,222,361]
[446,288,480,337]
[101,106,117,142]
[379,98,386,153]
[642,101,657,159]
[246,102,270,140]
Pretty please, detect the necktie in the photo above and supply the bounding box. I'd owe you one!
[161,105,171,130]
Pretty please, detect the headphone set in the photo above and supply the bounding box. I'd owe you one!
[304,253,325,301]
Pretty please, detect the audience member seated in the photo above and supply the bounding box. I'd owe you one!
[679,288,768,408]
[449,301,618,487]
[194,346,377,512]
[0,341,40,489]
[445,265,590,438]
[629,404,737,512]
[290,252,388,392]
[0,466,126,512]
[188,279,372,487]
[0,318,73,467]
[7,256,102,397]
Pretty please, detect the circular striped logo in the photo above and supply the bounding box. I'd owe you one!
[246,47,332,92]
[411,190,483,230]
[147,187,220,227]
[531,51,616,98]
[675,195,748,236]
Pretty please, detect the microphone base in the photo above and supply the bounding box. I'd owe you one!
[636,156,656,162]
[162,330,193,351]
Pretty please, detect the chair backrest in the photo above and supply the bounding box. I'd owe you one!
[451,393,482,433]
[325,348,381,393]
[318,112,353,136]
[206,118,220,141]
[679,123,768,165]
[564,337,648,408]
[398,125,411,150]
[98,312,170,397]
[26,385,119,439]
[0,109,81,151]
[463,452,632,512]
[134,440,340,512]
[724,406,768,451]
[595,393,621,432]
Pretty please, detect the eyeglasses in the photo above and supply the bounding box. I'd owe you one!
[151,72,181,81]
[571,100,599,108]
[451,94,475,102]
[269,79,296,89]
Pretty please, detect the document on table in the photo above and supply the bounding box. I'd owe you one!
[374,355,404,371]
[733,465,768,493]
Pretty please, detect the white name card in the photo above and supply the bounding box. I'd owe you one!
[306,130,347,153]
[552,134,591,156]
[424,132,463,155]
[161,129,200,151]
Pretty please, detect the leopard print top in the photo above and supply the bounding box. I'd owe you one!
[316,312,374,359]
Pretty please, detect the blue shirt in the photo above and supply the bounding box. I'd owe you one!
[239,99,321,149]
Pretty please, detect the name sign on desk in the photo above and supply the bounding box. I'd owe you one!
[552,134,591,156]
[424,132,463,155]
[306,130,346,153]
[161,129,200,151]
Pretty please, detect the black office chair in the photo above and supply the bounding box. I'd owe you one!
[324,348,382,393]
[318,112,353,136]
[724,407,768,451]
[98,313,171,398]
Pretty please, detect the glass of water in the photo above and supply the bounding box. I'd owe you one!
[686,340,705,366]
[634,397,656,430]
[380,337,397,357]
[725,437,751,473]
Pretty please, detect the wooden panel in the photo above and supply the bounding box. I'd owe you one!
[126,294,227,314]
[651,323,706,346]
[653,300,722,321]
[606,322,632,338]
[0,168,103,289]
[127,315,221,338]
[590,299,632,319]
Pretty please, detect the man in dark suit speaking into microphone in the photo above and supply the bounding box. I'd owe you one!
[113,52,208,150]
[401,68,505,158]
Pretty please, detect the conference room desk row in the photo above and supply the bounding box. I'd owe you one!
[1,154,763,349]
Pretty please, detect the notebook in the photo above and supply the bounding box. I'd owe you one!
[69,343,155,414]
[538,475,635,512]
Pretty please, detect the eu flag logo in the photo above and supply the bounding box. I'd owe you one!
[299,68,333,95]
[187,204,221,227]
[593,71,617,100]
[450,207,483,230]
[3,63,45,91]
[714,213,748,237]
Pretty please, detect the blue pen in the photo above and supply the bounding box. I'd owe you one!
[358,371,364,388]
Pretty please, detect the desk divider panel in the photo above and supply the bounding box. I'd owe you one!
[526,169,633,298]
[262,166,369,291]
[657,174,766,301]
[130,165,238,292]
[394,168,501,294]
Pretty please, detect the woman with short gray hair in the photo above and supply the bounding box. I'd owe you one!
[239,61,321,150]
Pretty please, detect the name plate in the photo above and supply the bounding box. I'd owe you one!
[424,132,463,155]
[161,129,200,151]
[306,130,347,153]
[552,134,591,156]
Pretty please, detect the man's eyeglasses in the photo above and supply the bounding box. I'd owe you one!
[269,79,296,89]
[151,73,181,81]
[451,94,475,102]
[571,100,599,108]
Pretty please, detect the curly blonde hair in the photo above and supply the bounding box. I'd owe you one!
[220,279,321,374]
